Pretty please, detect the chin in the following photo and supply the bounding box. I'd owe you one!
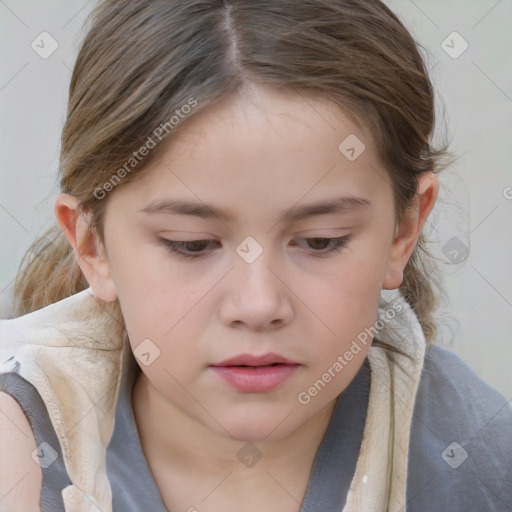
[226,427,289,444]
[216,410,298,444]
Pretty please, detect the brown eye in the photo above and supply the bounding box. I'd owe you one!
[306,238,332,250]
[184,240,210,252]
[159,239,221,258]
[294,236,351,255]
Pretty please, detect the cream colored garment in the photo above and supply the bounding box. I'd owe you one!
[343,289,426,512]
[0,288,126,512]
[0,286,426,512]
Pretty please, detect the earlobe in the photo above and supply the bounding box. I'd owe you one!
[382,172,439,290]
[54,193,118,302]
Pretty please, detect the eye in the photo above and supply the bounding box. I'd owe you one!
[158,238,220,259]
[294,236,351,255]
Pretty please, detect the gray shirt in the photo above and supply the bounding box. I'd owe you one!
[1,343,511,511]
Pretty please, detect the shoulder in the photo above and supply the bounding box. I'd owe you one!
[0,371,71,511]
[0,390,42,511]
[407,344,512,511]
[418,343,512,436]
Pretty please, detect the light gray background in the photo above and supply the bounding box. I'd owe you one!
[1,0,511,398]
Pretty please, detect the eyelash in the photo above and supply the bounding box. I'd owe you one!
[158,236,351,259]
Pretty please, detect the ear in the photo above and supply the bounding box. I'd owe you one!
[54,193,118,302]
[382,172,439,290]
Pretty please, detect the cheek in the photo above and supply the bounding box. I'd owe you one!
[116,284,207,355]
[111,256,215,377]
[297,254,384,334]
[107,233,197,325]
[290,252,383,390]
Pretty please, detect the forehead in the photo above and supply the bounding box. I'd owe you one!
[167,84,373,161]
[108,84,393,222]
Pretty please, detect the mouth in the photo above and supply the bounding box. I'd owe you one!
[212,352,299,367]
[227,363,285,367]
[210,354,300,393]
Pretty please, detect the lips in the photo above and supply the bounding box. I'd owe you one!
[212,352,298,367]
[210,353,300,393]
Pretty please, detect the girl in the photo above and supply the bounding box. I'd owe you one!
[1,1,510,511]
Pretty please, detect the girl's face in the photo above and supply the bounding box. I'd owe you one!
[99,84,414,441]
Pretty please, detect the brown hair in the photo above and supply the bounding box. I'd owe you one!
[13,0,451,351]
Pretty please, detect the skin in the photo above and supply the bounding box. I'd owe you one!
[55,83,438,511]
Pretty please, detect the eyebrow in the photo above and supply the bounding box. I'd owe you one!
[139,195,372,224]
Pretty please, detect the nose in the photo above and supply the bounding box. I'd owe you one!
[219,250,294,331]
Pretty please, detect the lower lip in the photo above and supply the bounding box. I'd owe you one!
[210,364,300,392]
